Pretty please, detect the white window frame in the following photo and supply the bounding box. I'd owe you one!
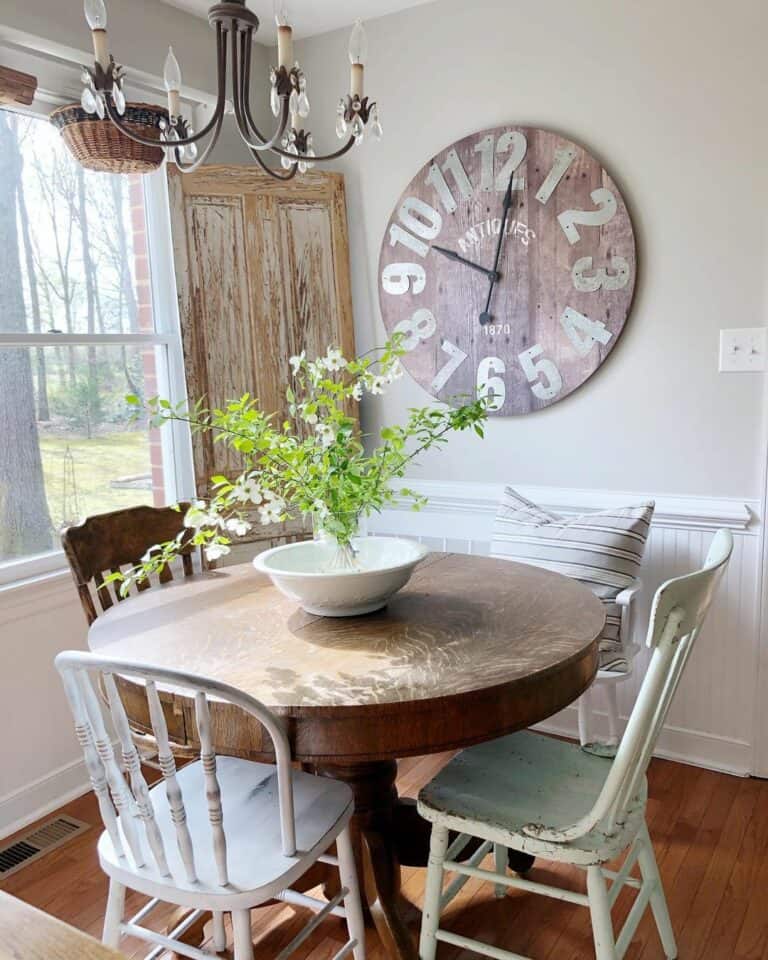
[0,115,194,587]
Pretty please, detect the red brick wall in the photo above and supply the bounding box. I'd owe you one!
[128,176,165,506]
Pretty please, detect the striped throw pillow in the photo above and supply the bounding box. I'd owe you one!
[491,488,654,672]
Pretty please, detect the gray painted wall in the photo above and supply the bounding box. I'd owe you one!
[294,0,768,499]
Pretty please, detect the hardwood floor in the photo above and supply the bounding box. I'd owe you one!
[2,752,767,959]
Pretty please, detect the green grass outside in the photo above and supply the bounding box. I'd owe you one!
[39,430,154,530]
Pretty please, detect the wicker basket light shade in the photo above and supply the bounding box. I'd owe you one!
[49,102,168,174]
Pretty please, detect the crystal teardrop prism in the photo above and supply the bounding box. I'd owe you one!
[336,114,347,139]
[289,89,299,115]
[369,118,383,141]
[185,140,199,162]
[351,114,365,143]
[298,159,307,173]
[81,86,98,115]
[298,91,310,117]
[94,94,105,119]
[113,84,126,115]
[305,145,316,169]
[270,83,280,117]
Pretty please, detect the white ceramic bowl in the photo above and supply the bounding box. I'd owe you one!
[252,536,429,617]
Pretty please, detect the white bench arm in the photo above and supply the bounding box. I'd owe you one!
[613,578,642,656]
[615,579,642,608]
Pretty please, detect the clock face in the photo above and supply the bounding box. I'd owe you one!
[377,125,637,415]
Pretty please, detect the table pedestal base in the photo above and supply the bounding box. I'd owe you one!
[315,759,534,960]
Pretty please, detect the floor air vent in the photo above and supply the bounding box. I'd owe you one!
[0,815,90,879]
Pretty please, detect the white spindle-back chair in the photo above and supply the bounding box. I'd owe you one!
[55,652,365,960]
[417,529,733,960]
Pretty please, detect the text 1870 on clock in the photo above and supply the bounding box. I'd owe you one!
[377,125,636,416]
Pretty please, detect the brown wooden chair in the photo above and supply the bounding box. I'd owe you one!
[61,503,200,763]
[61,502,197,625]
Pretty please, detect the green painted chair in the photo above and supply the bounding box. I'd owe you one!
[417,529,733,960]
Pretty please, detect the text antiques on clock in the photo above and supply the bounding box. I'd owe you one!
[377,126,636,416]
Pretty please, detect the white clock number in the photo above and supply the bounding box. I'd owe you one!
[494,131,527,192]
[560,307,612,358]
[518,345,563,401]
[474,132,528,192]
[571,255,630,292]
[399,196,443,239]
[477,356,506,411]
[393,308,437,351]
[558,188,617,245]
[425,149,473,214]
[389,196,443,259]
[389,223,428,258]
[535,145,577,205]
[431,339,468,393]
[381,262,426,296]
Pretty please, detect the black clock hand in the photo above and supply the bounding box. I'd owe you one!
[479,173,516,325]
[431,244,500,281]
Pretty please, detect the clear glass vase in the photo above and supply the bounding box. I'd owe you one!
[312,510,368,571]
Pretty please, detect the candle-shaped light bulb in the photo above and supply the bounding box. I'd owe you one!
[348,20,366,99]
[348,20,367,64]
[85,0,110,71]
[164,46,182,118]
[164,46,182,91]
[275,0,293,70]
[273,0,290,27]
[84,0,107,30]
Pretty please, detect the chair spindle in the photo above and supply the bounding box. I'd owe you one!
[77,671,146,867]
[103,673,171,877]
[146,680,198,883]
[194,692,229,886]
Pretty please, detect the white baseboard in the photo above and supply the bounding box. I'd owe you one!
[535,707,752,778]
[0,755,90,840]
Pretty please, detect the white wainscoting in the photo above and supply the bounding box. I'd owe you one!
[369,481,761,777]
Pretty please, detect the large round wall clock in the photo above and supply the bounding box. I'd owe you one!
[377,125,637,415]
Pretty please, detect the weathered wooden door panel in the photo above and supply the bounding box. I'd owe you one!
[168,166,354,545]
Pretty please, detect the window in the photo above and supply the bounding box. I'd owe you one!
[0,108,191,582]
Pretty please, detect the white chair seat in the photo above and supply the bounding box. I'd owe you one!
[418,730,646,866]
[99,757,354,908]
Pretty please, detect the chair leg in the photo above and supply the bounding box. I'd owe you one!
[419,825,449,960]
[336,825,367,960]
[605,683,620,746]
[586,865,618,960]
[102,879,125,949]
[231,910,254,960]
[493,843,507,899]
[578,688,593,746]
[212,911,227,953]
[636,824,678,959]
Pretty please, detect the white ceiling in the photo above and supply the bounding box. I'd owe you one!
[159,0,435,44]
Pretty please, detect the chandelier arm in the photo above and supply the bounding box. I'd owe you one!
[239,27,290,150]
[102,95,216,149]
[247,142,300,180]
[101,24,227,150]
[170,103,227,173]
[270,135,357,163]
[228,21,289,153]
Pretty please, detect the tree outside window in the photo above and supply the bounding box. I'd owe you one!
[0,108,180,568]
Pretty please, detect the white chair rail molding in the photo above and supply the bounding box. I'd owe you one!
[1,0,768,959]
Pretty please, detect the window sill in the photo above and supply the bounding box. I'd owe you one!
[0,550,68,588]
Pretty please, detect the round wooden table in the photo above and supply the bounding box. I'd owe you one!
[89,552,604,959]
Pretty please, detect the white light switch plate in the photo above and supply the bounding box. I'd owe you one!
[719,327,768,372]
